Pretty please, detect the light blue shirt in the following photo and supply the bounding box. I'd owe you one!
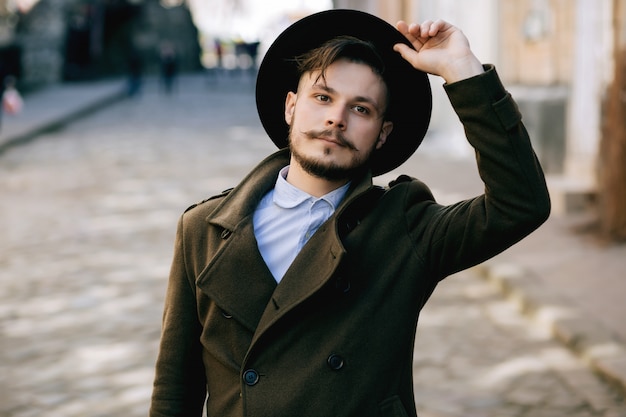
[253,166,350,282]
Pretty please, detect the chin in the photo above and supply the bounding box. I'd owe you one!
[293,151,366,181]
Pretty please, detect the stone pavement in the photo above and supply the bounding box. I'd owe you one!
[477,212,626,397]
[0,72,624,416]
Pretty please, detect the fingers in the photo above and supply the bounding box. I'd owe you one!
[394,19,444,64]
[396,20,423,54]
[396,20,409,34]
[419,19,451,38]
[396,20,419,44]
[398,20,427,43]
[394,19,480,81]
[392,43,415,62]
[399,19,450,40]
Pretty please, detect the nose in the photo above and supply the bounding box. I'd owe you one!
[325,105,346,130]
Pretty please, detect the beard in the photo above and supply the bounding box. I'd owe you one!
[288,123,377,182]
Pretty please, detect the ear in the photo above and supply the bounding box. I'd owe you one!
[284,91,297,125]
[376,121,393,149]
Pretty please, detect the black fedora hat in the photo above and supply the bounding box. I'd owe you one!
[255,9,432,176]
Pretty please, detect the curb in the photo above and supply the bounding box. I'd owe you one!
[0,87,127,156]
[473,262,626,396]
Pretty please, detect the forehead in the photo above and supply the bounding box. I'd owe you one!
[299,59,388,102]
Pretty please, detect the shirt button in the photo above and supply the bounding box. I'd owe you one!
[243,369,259,386]
[327,354,345,370]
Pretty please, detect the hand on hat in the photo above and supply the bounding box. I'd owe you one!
[393,20,484,84]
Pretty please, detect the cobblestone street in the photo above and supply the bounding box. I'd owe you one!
[0,74,624,416]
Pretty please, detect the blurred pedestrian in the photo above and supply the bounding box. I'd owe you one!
[0,63,7,133]
[206,38,223,83]
[126,47,143,97]
[215,38,223,71]
[2,75,23,118]
[245,41,260,74]
[150,10,550,417]
[159,41,178,94]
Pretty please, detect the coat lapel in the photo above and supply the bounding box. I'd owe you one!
[195,150,290,332]
[252,223,346,339]
[194,148,377,346]
[251,175,376,343]
[196,219,277,333]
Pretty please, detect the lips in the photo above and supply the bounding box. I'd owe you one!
[316,135,343,146]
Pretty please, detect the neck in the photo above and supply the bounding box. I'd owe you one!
[286,159,349,198]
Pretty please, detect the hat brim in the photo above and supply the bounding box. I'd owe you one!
[255,9,432,176]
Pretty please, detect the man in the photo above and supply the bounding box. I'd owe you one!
[150,9,550,417]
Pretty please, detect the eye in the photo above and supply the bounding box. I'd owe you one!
[315,94,330,102]
[353,105,370,115]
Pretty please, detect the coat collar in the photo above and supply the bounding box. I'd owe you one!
[206,148,375,231]
[207,149,292,231]
[198,148,377,337]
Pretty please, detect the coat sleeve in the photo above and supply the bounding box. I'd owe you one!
[150,214,207,417]
[406,65,551,279]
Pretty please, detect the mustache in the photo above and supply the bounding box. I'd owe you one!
[302,129,357,150]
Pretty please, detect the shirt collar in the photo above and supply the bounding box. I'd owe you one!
[273,166,351,209]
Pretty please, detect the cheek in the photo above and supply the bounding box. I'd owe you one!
[291,103,318,128]
[352,121,385,148]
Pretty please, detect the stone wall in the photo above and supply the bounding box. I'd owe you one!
[6,0,201,90]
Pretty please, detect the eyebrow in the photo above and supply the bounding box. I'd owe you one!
[311,83,382,114]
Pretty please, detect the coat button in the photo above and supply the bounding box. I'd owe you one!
[327,354,345,370]
[243,369,259,386]
[221,229,232,239]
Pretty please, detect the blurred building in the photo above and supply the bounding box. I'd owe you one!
[2,0,621,213]
[0,0,202,90]
[187,0,333,71]
[335,0,618,214]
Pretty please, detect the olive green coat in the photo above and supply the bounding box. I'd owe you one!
[150,66,550,417]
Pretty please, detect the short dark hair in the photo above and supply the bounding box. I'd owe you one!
[294,35,385,77]
[293,36,390,116]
